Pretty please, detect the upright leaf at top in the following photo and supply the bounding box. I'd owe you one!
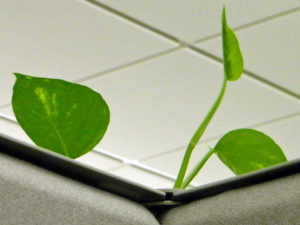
[12,73,110,159]
[222,7,244,81]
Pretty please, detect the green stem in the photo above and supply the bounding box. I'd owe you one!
[173,75,227,188]
[181,147,215,188]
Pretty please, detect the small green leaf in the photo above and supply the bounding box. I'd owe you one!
[12,73,110,159]
[222,7,244,81]
[214,129,287,175]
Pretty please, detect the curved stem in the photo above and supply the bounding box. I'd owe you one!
[173,75,227,188]
[181,147,215,188]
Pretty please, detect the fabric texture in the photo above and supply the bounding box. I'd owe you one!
[0,153,159,225]
[160,172,300,225]
[1,151,299,225]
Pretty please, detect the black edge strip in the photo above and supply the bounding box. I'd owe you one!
[0,134,165,202]
[172,159,300,202]
[2,133,299,206]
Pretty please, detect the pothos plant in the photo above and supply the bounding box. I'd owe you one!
[11,8,287,189]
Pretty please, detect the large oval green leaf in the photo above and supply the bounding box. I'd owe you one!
[214,129,287,175]
[12,73,110,159]
[222,7,244,81]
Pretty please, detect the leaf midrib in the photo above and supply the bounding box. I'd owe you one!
[48,117,69,157]
[40,103,69,157]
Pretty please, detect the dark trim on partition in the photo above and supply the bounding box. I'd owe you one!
[171,159,300,202]
[0,134,166,203]
[1,133,299,208]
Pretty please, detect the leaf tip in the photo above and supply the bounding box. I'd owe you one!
[221,7,244,82]
[13,72,26,79]
[13,72,21,77]
[13,73,32,80]
[222,6,227,25]
[222,6,226,15]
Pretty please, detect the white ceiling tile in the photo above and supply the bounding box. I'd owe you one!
[0,0,176,107]
[0,105,14,120]
[75,151,121,170]
[81,49,300,160]
[203,77,300,140]
[197,12,300,96]
[254,115,300,160]
[110,165,174,189]
[97,0,300,42]
[0,119,33,144]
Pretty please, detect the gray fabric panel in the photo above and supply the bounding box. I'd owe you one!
[0,153,159,225]
[160,173,300,225]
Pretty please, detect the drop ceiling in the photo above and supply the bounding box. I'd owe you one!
[0,0,299,189]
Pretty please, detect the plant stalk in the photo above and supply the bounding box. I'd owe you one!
[173,75,227,188]
[181,147,216,188]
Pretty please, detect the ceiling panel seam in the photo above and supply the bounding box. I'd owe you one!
[82,0,300,48]
[0,114,16,124]
[108,161,181,184]
[80,0,299,100]
[186,44,300,100]
[75,46,182,83]
[195,6,300,44]
[82,0,180,44]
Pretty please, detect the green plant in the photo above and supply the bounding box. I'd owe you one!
[173,7,287,188]
[11,7,287,189]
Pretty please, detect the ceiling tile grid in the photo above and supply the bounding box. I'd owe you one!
[0,0,299,188]
[79,49,300,160]
[0,0,176,107]
[94,0,300,42]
